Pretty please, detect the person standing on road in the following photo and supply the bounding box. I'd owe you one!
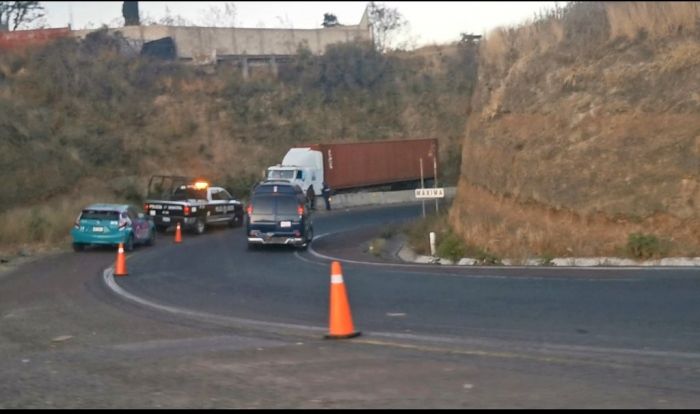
[322,182,332,211]
[306,185,316,210]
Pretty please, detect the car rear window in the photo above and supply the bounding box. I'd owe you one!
[251,196,275,214]
[81,210,120,220]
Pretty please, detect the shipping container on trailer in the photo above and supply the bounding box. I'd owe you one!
[309,138,438,190]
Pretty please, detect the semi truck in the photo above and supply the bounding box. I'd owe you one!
[265,138,438,196]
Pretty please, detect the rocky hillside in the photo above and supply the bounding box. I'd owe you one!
[450,2,700,258]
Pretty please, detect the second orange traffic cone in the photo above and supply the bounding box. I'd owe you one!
[114,242,128,277]
[174,222,182,243]
[325,261,361,339]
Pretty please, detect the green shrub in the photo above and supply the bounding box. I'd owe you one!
[368,238,387,257]
[539,253,555,266]
[626,233,665,259]
[475,250,502,266]
[436,232,467,262]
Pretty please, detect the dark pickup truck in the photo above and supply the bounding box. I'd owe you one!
[144,176,244,234]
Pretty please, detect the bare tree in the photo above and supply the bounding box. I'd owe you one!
[367,1,406,52]
[0,1,45,31]
[159,6,194,26]
[199,2,237,28]
[275,14,294,29]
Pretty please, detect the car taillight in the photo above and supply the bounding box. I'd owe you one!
[73,215,80,229]
[184,206,190,216]
[119,218,128,229]
[297,205,304,216]
[246,204,253,215]
[143,203,149,213]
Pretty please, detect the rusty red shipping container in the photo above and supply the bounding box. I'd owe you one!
[309,138,438,190]
[0,27,71,50]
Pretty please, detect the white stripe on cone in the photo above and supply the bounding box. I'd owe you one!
[331,274,344,284]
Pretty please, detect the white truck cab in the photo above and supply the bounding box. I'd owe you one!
[266,148,324,195]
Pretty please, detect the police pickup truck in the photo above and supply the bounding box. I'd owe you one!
[144,177,244,234]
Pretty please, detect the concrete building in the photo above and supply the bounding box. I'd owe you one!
[70,7,372,77]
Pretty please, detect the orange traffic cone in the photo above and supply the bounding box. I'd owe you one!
[114,243,128,277]
[325,261,361,339]
[174,222,182,243]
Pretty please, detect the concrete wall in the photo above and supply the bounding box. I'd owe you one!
[70,14,371,61]
[330,187,457,210]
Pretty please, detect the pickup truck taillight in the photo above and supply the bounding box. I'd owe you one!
[183,206,190,216]
[246,204,253,215]
[297,205,304,216]
[143,203,149,213]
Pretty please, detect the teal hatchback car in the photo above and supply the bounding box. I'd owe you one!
[71,204,156,252]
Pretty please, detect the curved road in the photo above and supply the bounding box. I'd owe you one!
[117,203,700,353]
[1,203,699,408]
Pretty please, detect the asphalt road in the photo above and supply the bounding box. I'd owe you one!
[1,203,699,408]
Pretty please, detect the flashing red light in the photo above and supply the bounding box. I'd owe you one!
[184,206,191,216]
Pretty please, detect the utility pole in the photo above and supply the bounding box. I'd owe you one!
[420,157,425,218]
[433,153,439,215]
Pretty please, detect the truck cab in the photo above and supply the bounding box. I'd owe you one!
[266,148,324,196]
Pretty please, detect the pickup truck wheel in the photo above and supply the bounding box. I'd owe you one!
[193,218,206,235]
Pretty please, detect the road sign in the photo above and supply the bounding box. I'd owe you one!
[414,188,445,199]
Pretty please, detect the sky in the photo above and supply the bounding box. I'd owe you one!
[38,1,561,48]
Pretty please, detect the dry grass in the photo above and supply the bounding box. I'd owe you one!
[481,2,700,76]
[0,190,115,254]
[606,2,700,40]
[449,181,699,259]
[653,40,700,73]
